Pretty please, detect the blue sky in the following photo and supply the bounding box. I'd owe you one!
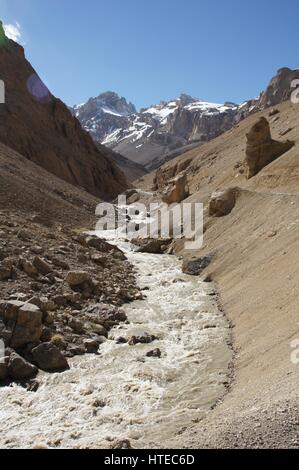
[1,0,299,110]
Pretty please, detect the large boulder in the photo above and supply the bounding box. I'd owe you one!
[209,188,238,217]
[162,173,189,204]
[0,301,42,349]
[245,117,294,178]
[31,343,69,372]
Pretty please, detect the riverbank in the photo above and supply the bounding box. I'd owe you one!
[166,189,299,448]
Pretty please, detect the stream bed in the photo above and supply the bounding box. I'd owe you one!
[0,231,232,449]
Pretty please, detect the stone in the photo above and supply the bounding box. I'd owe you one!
[66,271,91,287]
[128,333,157,346]
[182,255,212,276]
[7,352,38,380]
[245,117,294,178]
[31,343,69,372]
[50,257,70,270]
[33,256,53,276]
[12,303,43,349]
[209,188,238,217]
[20,258,38,278]
[162,173,189,204]
[29,296,55,313]
[0,301,42,349]
[83,339,100,354]
[146,348,162,358]
[131,238,172,254]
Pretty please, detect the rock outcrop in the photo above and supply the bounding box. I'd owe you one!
[161,173,190,204]
[0,23,128,200]
[245,117,294,178]
[209,188,238,217]
[237,68,299,121]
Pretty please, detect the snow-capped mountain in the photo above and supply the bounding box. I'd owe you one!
[72,92,238,169]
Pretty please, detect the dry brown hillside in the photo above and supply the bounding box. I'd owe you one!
[137,99,299,448]
[0,23,128,200]
[138,100,299,198]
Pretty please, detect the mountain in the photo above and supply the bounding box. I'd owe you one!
[73,68,299,172]
[0,22,128,200]
[237,67,299,120]
[72,92,238,170]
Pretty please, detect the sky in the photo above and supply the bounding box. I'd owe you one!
[1,0,299,110]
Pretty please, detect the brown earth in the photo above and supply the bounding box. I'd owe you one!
[137,99,299,448]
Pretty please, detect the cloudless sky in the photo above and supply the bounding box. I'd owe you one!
[1,0,299,109]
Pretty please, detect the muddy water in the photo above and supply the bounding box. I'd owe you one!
[0,234,232,449]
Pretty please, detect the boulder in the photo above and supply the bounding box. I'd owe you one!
[0,301,42,349]
[182,255,212,276]
[162,173,189,204]
[209,188,238,217]
[31,343,69,372]
[245,117,294,178]
[66,271,91,287]
[131,237,172,254]
[7,352,38,380]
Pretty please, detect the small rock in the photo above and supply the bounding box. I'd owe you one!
[33,257,53,276]
[66,271,91,287]
[146,348,161,358]
[17,229,31,241]
[83,339,99,354]
[128,333,157,346]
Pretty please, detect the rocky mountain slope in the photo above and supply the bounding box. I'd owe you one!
[73,68,299,173]
[0,22,128,200]
[73,92,238,170]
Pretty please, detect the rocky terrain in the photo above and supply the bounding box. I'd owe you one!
[73,69,299,173]
[0,140,140,388]
[0,22,128,199]
[136,93,299,448]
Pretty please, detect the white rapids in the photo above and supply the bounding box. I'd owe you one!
[0,232,232,449]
